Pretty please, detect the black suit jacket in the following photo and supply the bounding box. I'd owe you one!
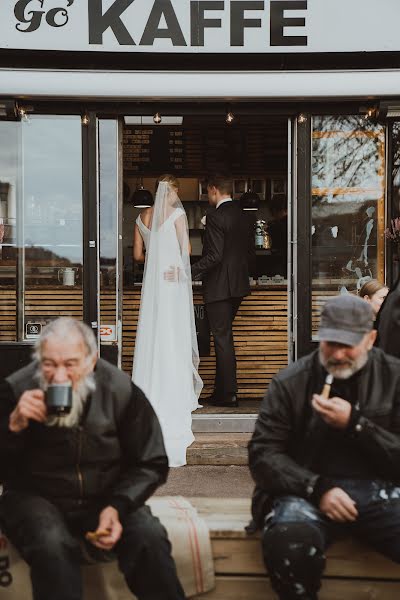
[376,276,400,358]
[192,200,251,304]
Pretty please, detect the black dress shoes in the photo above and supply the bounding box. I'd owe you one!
[211,394,239,408]
[201,395,216,404]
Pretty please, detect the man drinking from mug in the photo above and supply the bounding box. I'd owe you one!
[0,318,185,600]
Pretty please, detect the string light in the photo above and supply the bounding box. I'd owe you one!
[18,106,29,123]
[81,114,90,126]
[226,111,235,125]
[298,114,307,124]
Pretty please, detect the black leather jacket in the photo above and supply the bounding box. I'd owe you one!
[376,275,400,358]
[0,359,168,517]
[248,348,400,529]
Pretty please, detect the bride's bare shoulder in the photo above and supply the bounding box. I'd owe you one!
[140,207,153,227]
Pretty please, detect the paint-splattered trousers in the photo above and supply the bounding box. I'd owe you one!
[262,479,400,600]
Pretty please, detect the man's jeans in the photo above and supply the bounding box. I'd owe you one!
[0,491,186,600]
[262,480,400,600]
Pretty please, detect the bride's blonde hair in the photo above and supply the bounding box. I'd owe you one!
[156,174,179,192]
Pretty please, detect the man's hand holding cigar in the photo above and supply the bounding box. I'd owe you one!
[311,394,352,429]
[311,373,351,430]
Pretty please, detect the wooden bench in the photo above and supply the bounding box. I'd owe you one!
[190,498,400,600]
[2,497,400,598]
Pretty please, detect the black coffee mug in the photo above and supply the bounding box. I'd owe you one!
[46,383,73,415]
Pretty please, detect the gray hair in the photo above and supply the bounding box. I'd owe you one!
[34,318,97,362]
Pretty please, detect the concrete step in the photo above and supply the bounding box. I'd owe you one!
[187,433,251,466]
[156,465,254,498]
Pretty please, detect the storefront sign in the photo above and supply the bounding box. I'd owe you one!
[1,0,399,54]
[100,324,117,341]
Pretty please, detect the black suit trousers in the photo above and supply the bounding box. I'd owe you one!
[206,297,242,397]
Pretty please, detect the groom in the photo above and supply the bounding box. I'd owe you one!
[192,175,251,407]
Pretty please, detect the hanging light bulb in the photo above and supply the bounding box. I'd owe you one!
[364,107,375,120]
[153,112,162,124]
[131,177,154,208]
[226,111,235,125]
[18,106,29,123]
[298,114,307,124]
[81,114,90,126]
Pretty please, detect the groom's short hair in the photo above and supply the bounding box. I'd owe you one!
[207,174,232,195]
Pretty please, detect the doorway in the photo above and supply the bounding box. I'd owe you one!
[116,112,290,420]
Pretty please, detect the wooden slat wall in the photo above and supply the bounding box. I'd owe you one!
[0,289,84,342]
[122,289,288,400]
[0,288,289,400]
[25,289,84,321]
[0,290,16,341]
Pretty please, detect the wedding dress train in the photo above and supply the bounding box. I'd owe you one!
[132,183,202,467]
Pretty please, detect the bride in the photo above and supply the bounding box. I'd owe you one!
[132,174,203,467]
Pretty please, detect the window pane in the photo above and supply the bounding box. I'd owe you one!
[311,115,385,334]
[0,123,19,341]
[99,120,118,343]
[391,122,400,280]
[22,116,83,339]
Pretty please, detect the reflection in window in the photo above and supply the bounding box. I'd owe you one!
[99,120,118,343]
[22,116,83,338]
[0,116,83,341]
[0,123,19,341]
[389,122,400,280]
[311,115,385,333]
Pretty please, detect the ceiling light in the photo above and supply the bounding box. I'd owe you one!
[124,116,183,126]
[153,112,162,125]
[240,190,260,211]
[131,184,154,208]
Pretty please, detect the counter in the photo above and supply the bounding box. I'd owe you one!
[0,284,340,401]
[122,286,288,401]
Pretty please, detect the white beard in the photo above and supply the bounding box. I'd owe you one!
[38,370,96,428]
[319,349,369,381]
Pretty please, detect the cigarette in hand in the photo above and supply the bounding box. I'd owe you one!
[85,528,111,542]
[321,374,333,399]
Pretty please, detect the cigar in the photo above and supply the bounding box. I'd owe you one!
[321,374,333,399]
[85,529,111,542]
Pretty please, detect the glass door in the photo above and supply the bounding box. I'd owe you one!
[293,114,386,357]
[0,115,84,344]
[98,118,122,366]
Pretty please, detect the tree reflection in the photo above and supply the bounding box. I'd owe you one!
[311,115,385,291]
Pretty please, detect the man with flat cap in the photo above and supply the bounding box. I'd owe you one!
[248,294,400,600]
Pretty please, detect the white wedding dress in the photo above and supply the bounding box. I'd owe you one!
[132,182,203,467]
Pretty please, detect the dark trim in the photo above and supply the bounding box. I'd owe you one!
[0,343,33,379]
[82,111,99,334]
[11,100,369,117]
[295,114,313,358]
[100,344,118,366]
[1,50,400,71]
[386,124,394,287]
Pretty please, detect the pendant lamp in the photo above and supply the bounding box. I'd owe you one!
[240,190,260,211]
[131,178,154,208]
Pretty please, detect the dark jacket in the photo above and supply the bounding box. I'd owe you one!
[0,359,168,518]
[248,348,400,529]
[376,276,400,358]
[192,201,251,303]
